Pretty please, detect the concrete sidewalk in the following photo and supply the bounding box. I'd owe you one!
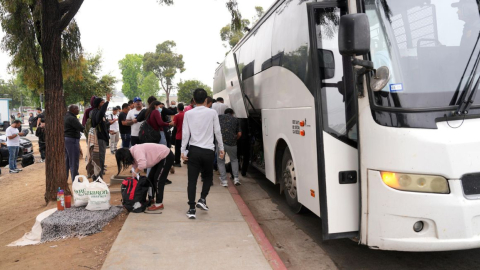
[102,165,273,270]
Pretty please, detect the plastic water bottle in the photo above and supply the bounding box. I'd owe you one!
[57,187,65,211]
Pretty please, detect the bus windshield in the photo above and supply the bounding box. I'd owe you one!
[365,0,480,109]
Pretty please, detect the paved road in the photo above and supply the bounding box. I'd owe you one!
[239,168,480,270]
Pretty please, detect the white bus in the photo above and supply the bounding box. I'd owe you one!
[213,0,480,251]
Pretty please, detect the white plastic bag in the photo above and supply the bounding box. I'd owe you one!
[85,177,111,211]
[73,175,90,207]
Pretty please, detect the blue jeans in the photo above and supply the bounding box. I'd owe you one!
[8,146,19,171]
[65,137,80,181]
[160,131,167,146]
[121,133,131,148]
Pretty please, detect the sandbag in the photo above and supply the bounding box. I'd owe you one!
[85,177,111,211]
[73,175,90,207]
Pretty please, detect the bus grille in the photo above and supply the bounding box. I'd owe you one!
[462,173,480,196]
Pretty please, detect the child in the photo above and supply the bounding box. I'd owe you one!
[35,119,46,163]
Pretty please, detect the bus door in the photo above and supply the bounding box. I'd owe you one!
[307,2,360,239]
[223,51,249,119]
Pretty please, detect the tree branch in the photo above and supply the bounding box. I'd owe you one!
[58,0,84,32]
[29,1,42,46]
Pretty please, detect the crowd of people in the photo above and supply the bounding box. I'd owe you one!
[5,89,247,220]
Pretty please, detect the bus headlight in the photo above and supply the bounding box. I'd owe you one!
[381,172,449,194]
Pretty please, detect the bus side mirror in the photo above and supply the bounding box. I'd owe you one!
[339,14,371,56]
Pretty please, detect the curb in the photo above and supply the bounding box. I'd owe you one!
[227,182,287,270]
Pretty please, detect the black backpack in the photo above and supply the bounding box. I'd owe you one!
[139,113,161,144]
[121,176,152,213]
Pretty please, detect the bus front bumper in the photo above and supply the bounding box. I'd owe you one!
[366,170,480,252]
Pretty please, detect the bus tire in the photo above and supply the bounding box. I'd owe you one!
[282,148,303,213]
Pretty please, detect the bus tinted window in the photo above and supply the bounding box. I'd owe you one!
[213,63,226,95]
[271,1,310,84]
[253,16,274,74]
[237,36,256,81]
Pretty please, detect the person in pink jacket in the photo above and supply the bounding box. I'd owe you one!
[115,143,174,211]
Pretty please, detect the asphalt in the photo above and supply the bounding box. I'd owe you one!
[102,165,273,270]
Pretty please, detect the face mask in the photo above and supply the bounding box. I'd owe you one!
[171,105,176,108]
[158,108,163,113]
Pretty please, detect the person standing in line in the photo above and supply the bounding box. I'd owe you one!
[108,107,120,154]
[218,108,242,186]
[82,96,96,126]
[35,108,45,128]
[181,88,225,219]
[28,113,35,133]
[126,97,143,146]
[64,105,85,181]
[36,119,46,163]
[159,102,175,148]
[212,97,228,116]
[170,101,178,147]
[170,103,184,167]
[6,120,25,174]
[128,100,134,110]
[14,113,23,133]
[91,94,111,179]
[184,98,195,113]
[118,103,132,148]
[115,144,174,211]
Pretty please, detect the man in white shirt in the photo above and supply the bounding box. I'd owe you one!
[6,120,25,174]
[109,106,120,154]
[182,88,225,219]
[126,97,143,146]
[212,97,228,116]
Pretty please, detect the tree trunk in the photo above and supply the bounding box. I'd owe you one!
[41,0,70,202]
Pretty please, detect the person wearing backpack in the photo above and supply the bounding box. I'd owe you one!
[115,144,174,211]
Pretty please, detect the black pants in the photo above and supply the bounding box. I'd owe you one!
[65,137,80,181]
[174,138,182,165]
[149,151,174,203]
[238,138,250,175]
[187,146,214,208]
[131,136,140,146]
[39,141,46,160]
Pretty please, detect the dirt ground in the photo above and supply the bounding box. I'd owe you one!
[0,140,128,270]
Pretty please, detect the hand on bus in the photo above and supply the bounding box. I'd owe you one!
[219,150,225,159]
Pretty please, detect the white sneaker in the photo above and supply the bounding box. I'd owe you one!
[234,178,241,186]
[221,181,228,187]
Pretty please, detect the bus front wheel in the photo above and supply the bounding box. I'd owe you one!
[282,148,303,213]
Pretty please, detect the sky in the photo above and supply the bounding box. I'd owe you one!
[0,0,274,96]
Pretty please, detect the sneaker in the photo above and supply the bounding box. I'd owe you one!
[15,168,23,172]
[186,208,196,219]
[173,163,181,168]
[165,179,172,185]
[9,170,18,174]
[39,159,45,163]
[147,203,164,211]
[196,198,209,211]
[234,178,241,186]
[221,181,228,187]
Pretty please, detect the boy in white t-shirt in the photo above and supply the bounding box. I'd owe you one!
[6,120,25,174]
[126,97,144,146]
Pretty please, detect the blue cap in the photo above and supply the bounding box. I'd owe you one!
[133,97,142,103]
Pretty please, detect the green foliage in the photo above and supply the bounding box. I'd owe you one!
[177,79,212,103]
[143,40,185,104]
[0,0,82,92]
[64,53,117,106]
[220,19,250,49]
[0,77,36,109]
[139,72,160,102]
[118,54,144,100]
[226,0,242,32]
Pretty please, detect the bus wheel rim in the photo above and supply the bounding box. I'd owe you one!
[284,159,297,199]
